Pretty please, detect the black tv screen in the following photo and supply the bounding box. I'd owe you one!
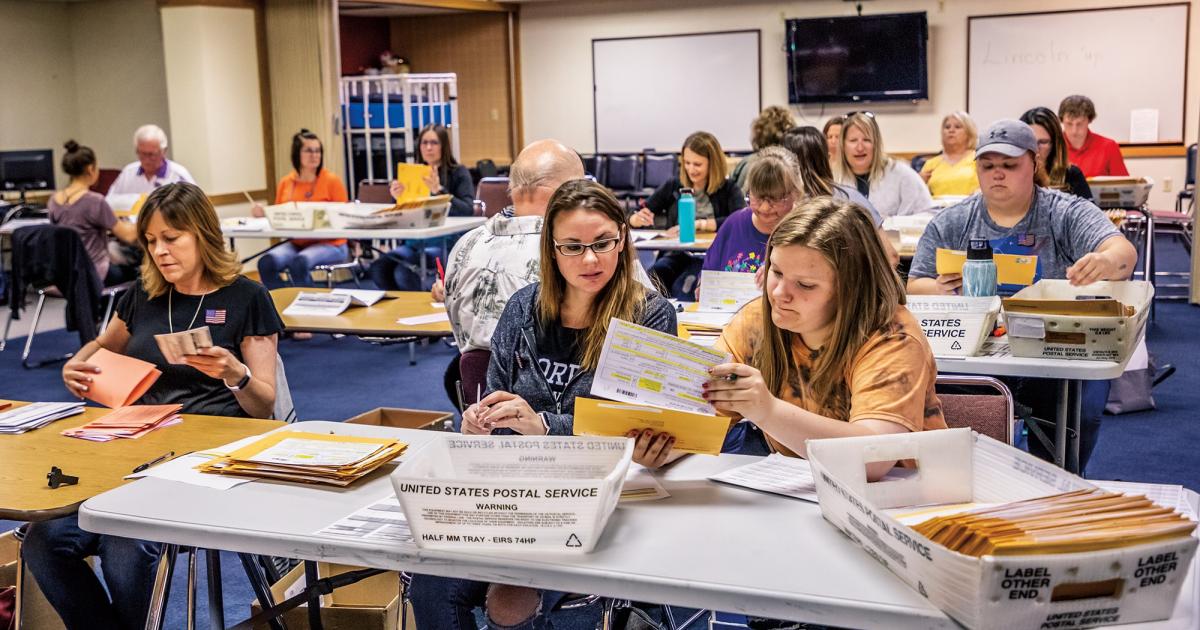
[786,12,928,104]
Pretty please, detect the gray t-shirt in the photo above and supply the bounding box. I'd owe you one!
[693,189,715,220]
[910,187,1121,294]
[48,190,117,281]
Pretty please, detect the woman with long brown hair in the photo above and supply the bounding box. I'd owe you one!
[407,179,678,630]
[706,197,946,481]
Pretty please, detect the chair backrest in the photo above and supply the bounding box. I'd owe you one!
[935,375,1015,445]
[90,168,121,196]
[1186,144,1197,188]
[356,181,394,204]
[476,177,512,218]
[476,159,499,178]
[458,349,492,408]
[274,353,297,423]
[604,154,641,192]
[642,153,678,190]
[910,152,940,174]
[581,154,606,183]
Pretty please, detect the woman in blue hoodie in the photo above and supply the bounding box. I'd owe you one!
[408,178,678,630]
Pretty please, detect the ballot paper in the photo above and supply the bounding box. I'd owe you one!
[153,327,214,365]
[698,270,760,313]
[675,310,736,329]
[620,464,670,502]
[246,437,385,467]
[313,494,414,544]
[592,318,727,415]
[0,402,86,434]
[629,229,660,242]
[331,289,385,306]
[282,292,352,317]
[708,453,819,502]
[62,404,182,441]
[396,312,449,325]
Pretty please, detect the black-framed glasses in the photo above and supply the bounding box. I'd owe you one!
[553,237,621,256]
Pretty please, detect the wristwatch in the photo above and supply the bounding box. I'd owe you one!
[225,364,252,391]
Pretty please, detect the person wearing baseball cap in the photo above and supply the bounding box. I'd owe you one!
[906,118,1137,471]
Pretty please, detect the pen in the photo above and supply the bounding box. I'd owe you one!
[436,257,446,283]
[132,451,174,474]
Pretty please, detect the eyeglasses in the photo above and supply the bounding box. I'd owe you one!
[746,193,796,210]
[300,148,323,155]
[553,236,621,256]
[420,140,441,147]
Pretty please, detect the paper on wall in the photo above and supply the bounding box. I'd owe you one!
[1130,108,1160,143]
[592,318,727,415]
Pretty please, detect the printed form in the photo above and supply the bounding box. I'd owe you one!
[592,318,728,416]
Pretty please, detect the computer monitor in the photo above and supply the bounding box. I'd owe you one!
[0,150,56,199]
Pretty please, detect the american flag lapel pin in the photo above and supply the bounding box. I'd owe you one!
[205,309,227,325]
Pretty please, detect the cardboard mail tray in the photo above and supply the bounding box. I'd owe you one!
[807,429,1197,630]
[1002,280,1152,362]
[1086,176,1154,209]
[392,434,632,553]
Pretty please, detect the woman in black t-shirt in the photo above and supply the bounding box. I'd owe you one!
[26,183,283,630]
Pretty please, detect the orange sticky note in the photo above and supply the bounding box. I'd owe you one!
[86,348,161,408]
[935,248,967,276]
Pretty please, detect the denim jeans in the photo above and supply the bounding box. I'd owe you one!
[648,252,702,300]
[21,514,162,630]
[408,574,597,630]
[256,242,349,289]
[368,243,442,291]
[1004,376,1110,473]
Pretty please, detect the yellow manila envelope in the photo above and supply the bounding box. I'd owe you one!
[935,248,1037,286]
[573,396,729,456]
[394,163,432,202]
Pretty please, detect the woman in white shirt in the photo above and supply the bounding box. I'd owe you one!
[834,112,932,219]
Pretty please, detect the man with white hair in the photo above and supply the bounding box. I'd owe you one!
[105,124,195,201]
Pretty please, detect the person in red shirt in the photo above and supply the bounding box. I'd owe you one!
[1059,95,1129,177]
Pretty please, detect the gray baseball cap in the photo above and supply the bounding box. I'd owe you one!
[976,119,1038,158]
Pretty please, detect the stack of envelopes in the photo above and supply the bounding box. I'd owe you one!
[62,404,182,441]
[0,402,85,434]
[198,431,407,486]
[913,488,1197,557]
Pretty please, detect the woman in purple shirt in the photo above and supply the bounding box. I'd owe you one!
[48,141,139,285]
[703,146,799,274]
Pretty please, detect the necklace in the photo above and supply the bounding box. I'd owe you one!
[169,286,211,333]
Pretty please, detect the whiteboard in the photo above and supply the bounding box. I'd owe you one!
[593,31,760,153]
[968,4,1188,144]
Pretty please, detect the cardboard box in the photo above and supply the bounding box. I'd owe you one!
[1002,280,1152,362]
[1086,176,1154,209]
[807,429,1198,630]
[908,296,1000,357]
[346,407,453,432]
[250,563,413,630]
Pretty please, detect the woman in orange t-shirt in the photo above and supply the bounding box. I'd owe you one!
[253,129,349,289]
[705,197,947,481]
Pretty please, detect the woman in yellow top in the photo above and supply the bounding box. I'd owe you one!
[252,129,349,289]
[704,197,947,481]
[920,111,980,196]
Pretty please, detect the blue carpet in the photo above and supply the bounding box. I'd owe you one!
[1,236,1197,628]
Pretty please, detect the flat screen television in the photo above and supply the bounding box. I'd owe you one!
[786,12,928,104]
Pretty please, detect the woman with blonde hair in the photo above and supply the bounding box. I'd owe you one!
[408,179,678,629]
[705,197,946,480]
[32,182,283,630]
[630,131,743,297]
[729,105,796,190]
[835,112,932,218]
[920,111,981,196]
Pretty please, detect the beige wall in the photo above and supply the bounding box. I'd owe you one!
[519,0,1200,209]
[69,0,171,173]
[0,0,79,189]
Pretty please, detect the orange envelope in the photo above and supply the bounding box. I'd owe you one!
[86,348,161,408]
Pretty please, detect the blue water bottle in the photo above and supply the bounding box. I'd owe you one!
[678,188,696,244]
[961,239,998,297]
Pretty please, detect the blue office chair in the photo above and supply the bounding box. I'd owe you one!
[642,153,679,192]
[603,154,642,200]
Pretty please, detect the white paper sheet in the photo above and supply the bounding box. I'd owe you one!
[245,438,383,467]
[331,289,385,307]
[592,318,727,415]
[1093,479,1197,522]
[222,217,271,232]
[629,229,660,242]
[0,402,85,434]
[709,453,819,502]
[396,312,449,325]
[620,464,670,502]
[153,327,214,365]
[1130,108,1160,143]
[313,495,414,544]
[676,310,735,329]
[124,452,253,490]
[698,271,760,313]
[283,292,352,317]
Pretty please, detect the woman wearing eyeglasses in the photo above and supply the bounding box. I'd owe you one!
[835,112,932,219]
[408,179,678,630]
[252,129,349,290]
[371,124,476,290]
[1020,107,1092,200]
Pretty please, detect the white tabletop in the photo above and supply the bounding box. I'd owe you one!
[0,217,51,235]
[633,237,712,252]
[78,421,1199,629]
[936,353,1127,380]
[221,216,485,241]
